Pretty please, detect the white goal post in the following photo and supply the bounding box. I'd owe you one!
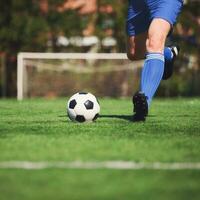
[17,52,143,100]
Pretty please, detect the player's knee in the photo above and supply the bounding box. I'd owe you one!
[127,49,136,61]
[146,35,165,53]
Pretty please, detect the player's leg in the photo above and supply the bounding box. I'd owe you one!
[156,0,183,80]
[163,46,180,80]
[127,32,147,61]
[126,0,150,61]
[132,0,183,121]
[146,19,171,53]
[133,18,171,121]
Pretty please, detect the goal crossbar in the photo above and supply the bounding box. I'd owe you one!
[18,52,128,60]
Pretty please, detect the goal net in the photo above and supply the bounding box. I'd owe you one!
[17,53,143,100]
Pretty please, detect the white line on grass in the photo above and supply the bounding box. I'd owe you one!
[0,161,200,170]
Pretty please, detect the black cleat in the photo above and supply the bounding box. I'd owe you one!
[132,91,148,122]
[162,46,180,80]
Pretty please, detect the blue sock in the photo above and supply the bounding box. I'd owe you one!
[164,47,173,61]
[141,53,164,106]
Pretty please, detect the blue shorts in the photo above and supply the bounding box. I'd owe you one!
[126,0,183,36]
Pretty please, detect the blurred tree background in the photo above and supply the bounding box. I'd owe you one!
[0,0,199,98]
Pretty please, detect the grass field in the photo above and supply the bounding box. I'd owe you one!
[0,98,200,200]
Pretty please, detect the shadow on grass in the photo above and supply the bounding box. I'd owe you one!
[100,115,133,122]
[100,114,156,122]
[59,115,67,118]
[59,114,156,123]
[59,114,133,122]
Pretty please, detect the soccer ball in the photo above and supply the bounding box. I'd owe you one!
[67,92,100,123]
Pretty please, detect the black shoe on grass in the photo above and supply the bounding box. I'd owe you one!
[162,46,180,80]
[132,91,148,122]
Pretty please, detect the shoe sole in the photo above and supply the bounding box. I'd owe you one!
[162,46,180,80]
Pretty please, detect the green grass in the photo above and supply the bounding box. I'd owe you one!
[0,98,200,199]
[1,170,200,200]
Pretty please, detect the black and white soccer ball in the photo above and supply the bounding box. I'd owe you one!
[67,92,100,123]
